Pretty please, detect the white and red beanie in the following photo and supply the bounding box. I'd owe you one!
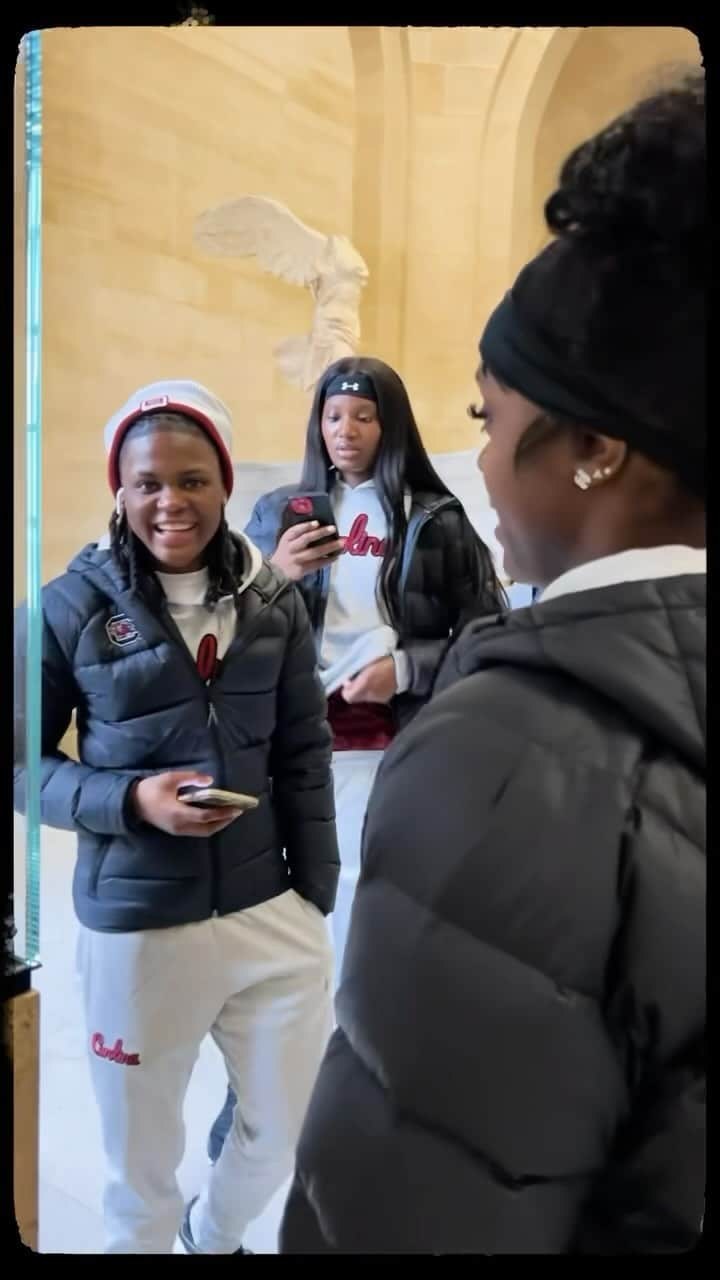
[104,380,235,496]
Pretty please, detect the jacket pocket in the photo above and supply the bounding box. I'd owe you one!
[87,837,110,898]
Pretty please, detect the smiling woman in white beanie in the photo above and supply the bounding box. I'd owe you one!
[14,378,339,1254]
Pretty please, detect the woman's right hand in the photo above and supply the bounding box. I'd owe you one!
[131,772,245,837]
[271,522,346,582]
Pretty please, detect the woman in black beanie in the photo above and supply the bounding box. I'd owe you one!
[279,71,706,1254]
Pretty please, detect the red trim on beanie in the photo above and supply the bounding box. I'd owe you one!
[107,403,234,496]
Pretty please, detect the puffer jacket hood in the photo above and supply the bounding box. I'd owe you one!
[437,573,705,772]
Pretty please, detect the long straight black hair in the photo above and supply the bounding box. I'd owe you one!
[299,356,505,625]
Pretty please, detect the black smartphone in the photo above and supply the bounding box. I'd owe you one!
[278,492,337,548]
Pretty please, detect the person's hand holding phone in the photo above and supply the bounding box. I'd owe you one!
[271,522,346,582]
[131,772,245,836]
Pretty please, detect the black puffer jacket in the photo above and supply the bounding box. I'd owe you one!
[280,575,706,1254]
[14,537,339,932]
[246,484,504,725]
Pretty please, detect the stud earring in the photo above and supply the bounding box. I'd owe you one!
[591,466,613,480]
[573,468,592,491]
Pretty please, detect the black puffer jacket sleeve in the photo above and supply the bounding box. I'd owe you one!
[270,588,339,915]
[14,603,140,836]
[401,506,504,700]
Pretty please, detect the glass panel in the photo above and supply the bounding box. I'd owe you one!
[17,30,43,967]
[10,40,26,976]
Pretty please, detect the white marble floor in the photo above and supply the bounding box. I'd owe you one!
[13,816,291,1254]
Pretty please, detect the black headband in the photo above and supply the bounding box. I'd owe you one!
[480,291,704,495]
[324,372,377,402]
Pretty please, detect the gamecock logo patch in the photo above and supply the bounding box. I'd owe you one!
[106,614,140,647]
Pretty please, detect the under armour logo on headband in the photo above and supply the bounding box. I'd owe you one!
[325,371,377,402]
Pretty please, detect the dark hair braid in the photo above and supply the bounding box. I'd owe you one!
[203,515,244,613]
[108,509,150,598]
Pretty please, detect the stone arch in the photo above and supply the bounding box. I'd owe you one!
[473,28,583,323]
[532,26,703,232]
[348,26,411,366]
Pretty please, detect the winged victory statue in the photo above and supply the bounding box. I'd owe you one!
[193,195,369,391]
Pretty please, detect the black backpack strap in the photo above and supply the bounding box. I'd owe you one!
[398,495,458,599]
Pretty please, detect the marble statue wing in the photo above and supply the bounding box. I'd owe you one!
[193,195,369,390]
[193,195,328,287]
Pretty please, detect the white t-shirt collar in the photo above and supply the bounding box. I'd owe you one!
[154,533,264,605]
[541,545,706,604]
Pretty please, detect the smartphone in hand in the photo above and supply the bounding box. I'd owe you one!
[176,784,259,811]
[279,493,337,547]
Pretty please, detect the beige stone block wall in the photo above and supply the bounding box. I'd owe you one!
[14,24,702,594]
[38,25,355,584]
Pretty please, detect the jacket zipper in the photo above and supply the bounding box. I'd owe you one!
[155,601,225,913]
[204,674,222,915]
[159,584,291,914]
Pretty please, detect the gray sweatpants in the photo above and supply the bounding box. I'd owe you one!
[78,890,333,1253]
[329,749,383,976]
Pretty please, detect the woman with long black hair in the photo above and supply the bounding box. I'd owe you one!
[207,355,506,1163]
[248,355,505,959]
